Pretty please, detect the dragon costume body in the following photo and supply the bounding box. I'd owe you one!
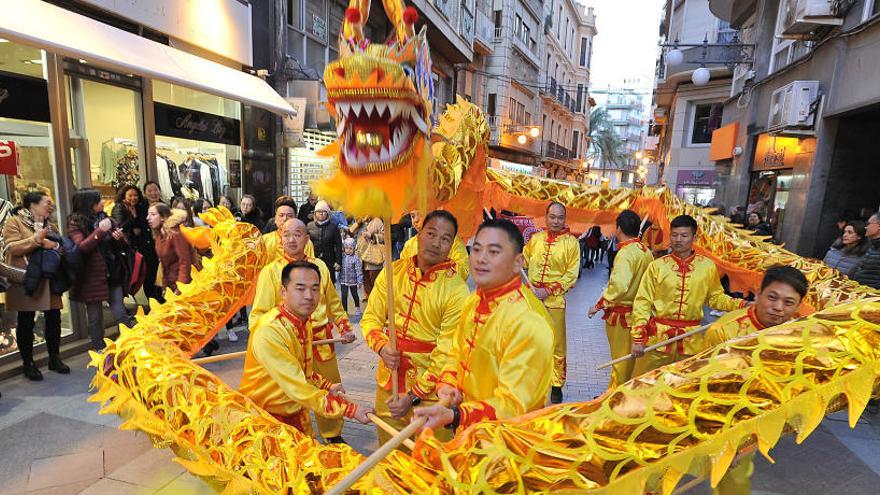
[89,1,880,493]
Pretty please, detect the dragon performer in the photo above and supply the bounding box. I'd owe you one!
[88,0,880,493]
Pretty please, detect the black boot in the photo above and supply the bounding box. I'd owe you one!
[550,386,563,404]
[48,354,70,374]
[326,436,346,444]
[201,339,220,357]
[23,361,43,381]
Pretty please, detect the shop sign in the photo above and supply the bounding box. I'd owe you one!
[752,134,814,171]
[676,169,716,186]
[0,71,50,123]
[154,103,241,145]
[228,159,241,188]
[0,140,20,176]
[312,15,327,39]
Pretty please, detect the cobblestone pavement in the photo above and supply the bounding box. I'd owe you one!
[1,262,879,493]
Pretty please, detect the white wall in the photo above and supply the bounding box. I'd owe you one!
[76,0,253,66]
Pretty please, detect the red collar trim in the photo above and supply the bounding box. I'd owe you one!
[277,305,308,334]
[411,255,456,279]
[746,305,766,330]
[475,276,522,315]
[618,238,642,250]
[546,228,571,242]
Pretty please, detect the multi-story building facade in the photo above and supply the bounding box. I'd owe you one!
[651,0,737,205]
[456,0,596,179]
[707,0,880,257]
[591,82,649,187]
[539,2,596,180]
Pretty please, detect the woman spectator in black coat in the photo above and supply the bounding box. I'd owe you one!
[112,185,161,302]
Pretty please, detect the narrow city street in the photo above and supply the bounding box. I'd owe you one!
[1,265,879,494]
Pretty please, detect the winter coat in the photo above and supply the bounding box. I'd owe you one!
[24,245,69,296]
[823,240,869,278]
[236,208,264,229]
[298,201,315,225]
[112,201,154,256]
[154,209,193,292]
[308,219,343,269]
[853,238,880,290]
[67,214,128,304]
[749,222,773,237]
[2,213,63,312]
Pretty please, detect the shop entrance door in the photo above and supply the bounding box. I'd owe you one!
[65,65,146,199]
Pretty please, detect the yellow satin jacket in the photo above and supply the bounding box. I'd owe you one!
[523,229,580,309]
[400,235,470,282]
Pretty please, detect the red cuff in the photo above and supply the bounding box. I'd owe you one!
[337,318,352,334]
[595,297,607,309]
[412,373,437,399]
[326,393,355,418]
[631,325,648,345]
[438,370,458,388]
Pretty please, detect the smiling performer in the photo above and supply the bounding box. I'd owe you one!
[414,219,554,432]
[696,265,808,495]
[361,210,469,444]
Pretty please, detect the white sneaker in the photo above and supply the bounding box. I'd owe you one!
[227,328,239,342]
[354,308,362,317]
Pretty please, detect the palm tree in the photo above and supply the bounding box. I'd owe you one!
[588,107,626,169]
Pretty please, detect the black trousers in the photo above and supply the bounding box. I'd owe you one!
[340,285,360,311]
[17,309,61,363]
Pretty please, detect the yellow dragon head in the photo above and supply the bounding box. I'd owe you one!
[317,0,434,218]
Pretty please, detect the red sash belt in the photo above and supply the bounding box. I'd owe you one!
[647,317,701,354]
[384,335,437,393]
[602,305,633,327]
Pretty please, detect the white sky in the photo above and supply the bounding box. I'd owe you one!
[582,0,666,91]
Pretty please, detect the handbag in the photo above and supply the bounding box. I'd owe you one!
[356,237,384,266]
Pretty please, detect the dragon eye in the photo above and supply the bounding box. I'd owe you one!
[402,65,415,79]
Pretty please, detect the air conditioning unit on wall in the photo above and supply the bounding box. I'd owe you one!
[767,81,820,132]
[781,0,844,37]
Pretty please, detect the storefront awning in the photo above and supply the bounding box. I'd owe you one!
[0,0,294,116]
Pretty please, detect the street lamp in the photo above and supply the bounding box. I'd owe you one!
[642,157,650,165]
[516,134,528,145]
[635,151,643,159]
[529,126,540,138]
[692,66,711,86]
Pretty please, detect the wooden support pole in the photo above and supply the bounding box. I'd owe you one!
[192,338,346,365]
[383,217,399,398]
[368,413,416,450]
[594,322,713,370]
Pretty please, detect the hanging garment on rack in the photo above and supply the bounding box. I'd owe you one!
[217,160,229,194]
[156,156,174,200]
[181,183,200,201]
[197,159,213,205]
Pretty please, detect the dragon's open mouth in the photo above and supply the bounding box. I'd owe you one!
[334,99,429,171]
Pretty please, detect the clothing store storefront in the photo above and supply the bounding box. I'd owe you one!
[0,1,292,368]
[675,169,717,206]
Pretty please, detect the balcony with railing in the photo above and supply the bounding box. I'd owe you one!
[474,9,494,53]
[543,141,577,161]
[459,3,474,46]
[541,78,580,114]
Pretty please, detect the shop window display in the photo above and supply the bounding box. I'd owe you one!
[152,81,242,206]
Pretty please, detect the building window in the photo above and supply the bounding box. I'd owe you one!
[487,93,497,117]
[769,1,813,73]
[288,0,303,29]
[576,84,584,112]
[514,14,522,38]
[579,37,587,66]
[494,10,502,28]
[689,102,723,145]
[557,7,562,38]
[865,0,880,20]
[571,130,580,157]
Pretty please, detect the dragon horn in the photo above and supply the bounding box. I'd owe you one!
[342,0,370,43]
[382,0,416,41]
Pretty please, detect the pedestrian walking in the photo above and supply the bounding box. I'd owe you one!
[339,237,363,317]
[358,217,385,298]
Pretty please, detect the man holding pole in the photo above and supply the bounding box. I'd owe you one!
[250,218,356,443]
[239,260,371,435]
[523,202,581,403]
[697,264,808,495]
[588,210,654,389]
[361,210,469,444]
[399,211,470,281]
[630,214,747,376]
[414,219,554,431]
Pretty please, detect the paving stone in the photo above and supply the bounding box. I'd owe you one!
[76,478,145,495]
[106,447,184,490]
[27,449,104,491]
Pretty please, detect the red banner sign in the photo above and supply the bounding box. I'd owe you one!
[0,140,19,176]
